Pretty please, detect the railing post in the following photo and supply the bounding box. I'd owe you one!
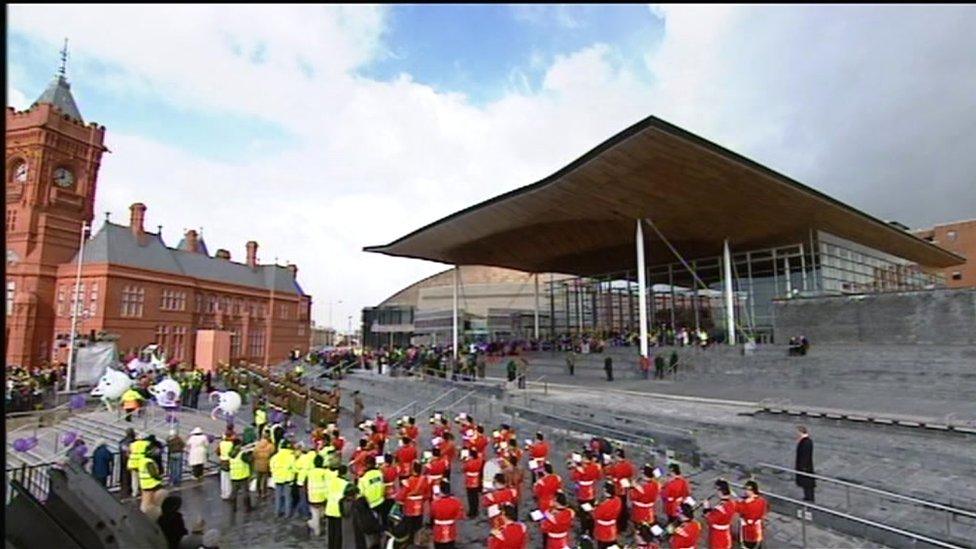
[845,484,851,510]
[801,504,808,547]
[946,509,952,538]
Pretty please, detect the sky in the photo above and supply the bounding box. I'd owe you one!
[7,4,976,329]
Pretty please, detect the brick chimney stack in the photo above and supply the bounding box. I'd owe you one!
[215,249,231,260]
[184,229,200,253]
[129,203,147,237]
[286,263,298,277]
[246,241,258,268]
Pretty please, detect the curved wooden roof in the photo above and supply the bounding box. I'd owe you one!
[366,116,964,276]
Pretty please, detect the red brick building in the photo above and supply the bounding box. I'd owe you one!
[914,219,976,288]
[6,60,311,368]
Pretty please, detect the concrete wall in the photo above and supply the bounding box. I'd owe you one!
[773,288,976,345]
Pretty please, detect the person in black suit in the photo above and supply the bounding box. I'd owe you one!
[795,425,816,502]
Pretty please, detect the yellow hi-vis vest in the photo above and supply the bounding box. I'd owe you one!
[324,476,349,518]
[306,467,331,504]
[270,449,297,484]
[230,451,251,481]
[139,459,162,491]
[295,450,316,486]
[218,439,234,461]
[358,468,385,509]
[254,409,267,427]
[127,440,148,470]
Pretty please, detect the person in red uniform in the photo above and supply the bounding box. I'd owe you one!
[425,447,450,489]
[439,433,457,468]
[661,463,690,523]
[533,462,563,512]
[493,424,512,449]
[703,478,736,549]
[592,481,623,549]
[668,503,701,549]
[487,504,527,549]
[630,464,661,526]
[405,417,420,443]
[735,480,768,549]
[502,454,525,515]
[429,480,465,549]
[368,424,386,455]
[396,462,429,545]
[472,425,489,457]
[569,451,603,536]
[395,436,417,479]
[482,473,518,529]
[350,438,374,479]
[604,448,635,531]
[461,448,485,518]
[539,492,575,549]
[528,432,550,462]
[379,453,399,531]
[634,522,664,549]
[329,425,346,454]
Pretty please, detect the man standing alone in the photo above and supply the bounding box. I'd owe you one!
[795,425,815,502]
[604,355,613,382]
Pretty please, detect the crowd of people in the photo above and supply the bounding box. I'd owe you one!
[5,363,65,412]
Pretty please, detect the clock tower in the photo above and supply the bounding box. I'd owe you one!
[5,42,107,368]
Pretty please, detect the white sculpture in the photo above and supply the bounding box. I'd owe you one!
[90,368,133,411]
[210,391,242,421]
[149,377,182,409]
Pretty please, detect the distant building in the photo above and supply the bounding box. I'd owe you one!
[310,324,337,348]
[914,219,976,288]
[5,52,311,368]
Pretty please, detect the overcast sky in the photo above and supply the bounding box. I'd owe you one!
[8,4,975,328]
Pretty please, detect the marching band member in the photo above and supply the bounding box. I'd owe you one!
[669,503,702,549]
[461,448,485,518]
[539,492,575,549]
[533,462,563,512]
[703,479,736,549]
[424,447,450,489]
[735,480,768,549]
[487,504,527,549]
[482,473,518,529]
[430,480,465,549]
[604,448,635,530]
[630,464,661,527]
[528,432,550,462]
[396,461,429,545]
[569,450,603,535]
[395,436,417,480]
[661,463,690,523]
[592,481,623,548]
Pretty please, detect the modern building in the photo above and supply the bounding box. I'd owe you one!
[5,54,311,368]
[366,115,965,345]
[914,219,975,288]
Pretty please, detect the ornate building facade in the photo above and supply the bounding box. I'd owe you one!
[6,56,311,368]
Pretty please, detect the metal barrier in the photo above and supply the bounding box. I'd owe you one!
[758,462,976,539]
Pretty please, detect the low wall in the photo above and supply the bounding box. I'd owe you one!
[773,288,976,345]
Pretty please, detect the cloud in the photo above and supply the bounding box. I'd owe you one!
[8,5,975,328]
[7,86,29,110]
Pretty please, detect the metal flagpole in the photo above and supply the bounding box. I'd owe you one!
[64,221,88,393]
[533,273,540,340]
[452,265,459,360]
[636,220,649,359]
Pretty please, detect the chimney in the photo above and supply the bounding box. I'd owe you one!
[286,263,298,277]
[129,203,147,237]
[184,229,200,253]
[246,241,258,268]
[215,249,231,260]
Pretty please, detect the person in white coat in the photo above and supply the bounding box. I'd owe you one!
[186,427,210,481]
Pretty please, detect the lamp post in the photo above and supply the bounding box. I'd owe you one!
[64,221,88,393]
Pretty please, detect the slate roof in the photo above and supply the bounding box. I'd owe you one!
[33,75,84,122]
[175,235,211,256]
[75,222,305,296]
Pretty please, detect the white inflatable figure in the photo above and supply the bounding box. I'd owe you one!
[210,391,242,422]
[127,357,154,376]
[482,456,503,491]
[90,368,133,411]
[149,377,182,423]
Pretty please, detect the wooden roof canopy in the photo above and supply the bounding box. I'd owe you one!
[366,115,964,278]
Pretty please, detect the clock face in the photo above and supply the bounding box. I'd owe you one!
[13,162,28,183]
[53,167,75,188]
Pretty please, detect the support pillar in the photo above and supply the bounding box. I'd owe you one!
[723,239,736,346]
[452,265,459,360]
[533,273,540,340]
[637,220,649,358]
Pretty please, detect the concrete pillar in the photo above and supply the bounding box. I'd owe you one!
[637,220,649,358]
[533,273,540,339]
[723,239,736,345]
[453,266,459,360]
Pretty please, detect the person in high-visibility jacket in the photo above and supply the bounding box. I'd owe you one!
[357,456,385,511]
[703,478,736,549]
[121,388,144,422]
[270,440,297,518]
[305,455,333,537]
[324,464,350,549]
[293,442,316,520]
[228,440,253,514]
[218,430,236,500]
[127,434,149,497]
[138,453,163,516]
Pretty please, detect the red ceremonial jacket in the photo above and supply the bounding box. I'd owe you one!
[430,495,464,543]
[735,496,767,543]
[570,462,602,502]
[704,499,736,549]
[592,496,622,543]
[462,456,485,489]
[661,476,690,518]
[533,473,562,511]
[487,521,528,549]
[628,479,659,523]
[539,507,575,549]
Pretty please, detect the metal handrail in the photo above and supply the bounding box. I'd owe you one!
[414,388,461,418]
[758,462,976,519]
[389,400,419,419]
[758,485,967,549]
